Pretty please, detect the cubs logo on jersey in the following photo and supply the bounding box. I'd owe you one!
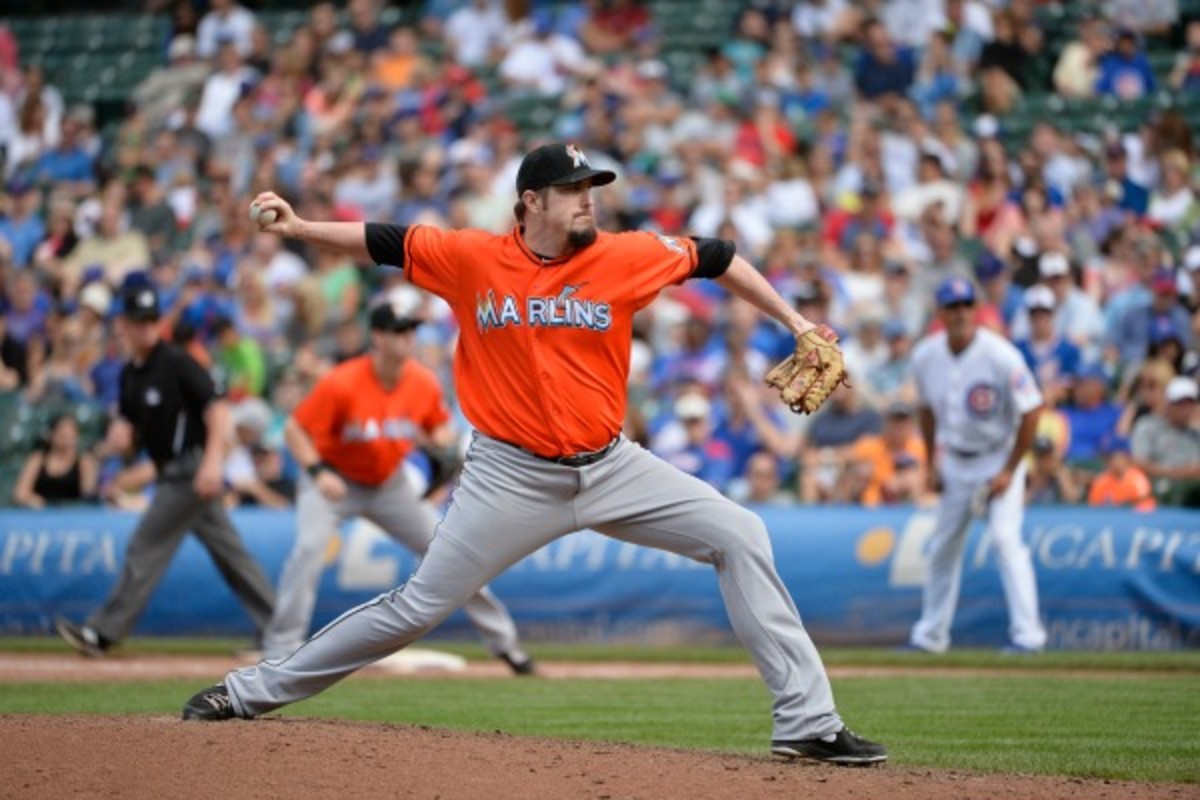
[475,286,613,332]
[965,382,999,419]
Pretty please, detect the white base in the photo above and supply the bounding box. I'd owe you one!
[371,648,468,674]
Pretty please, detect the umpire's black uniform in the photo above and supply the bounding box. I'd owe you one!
[59,285,274,652]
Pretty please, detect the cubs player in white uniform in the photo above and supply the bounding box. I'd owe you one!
[908,277,1047,654]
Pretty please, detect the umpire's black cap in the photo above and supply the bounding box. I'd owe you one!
[515,143,617,195]
[119,284,161,322]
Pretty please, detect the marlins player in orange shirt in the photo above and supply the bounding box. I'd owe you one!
[261,286,534,673]
[183,143,887,766]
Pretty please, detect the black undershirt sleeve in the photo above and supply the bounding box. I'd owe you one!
[688,237,736,279]
[364,223,409,268]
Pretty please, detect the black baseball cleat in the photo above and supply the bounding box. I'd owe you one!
[182,684,237,721]
[499,651,538,676]
[772,727,888,766]
[54,616,110,658]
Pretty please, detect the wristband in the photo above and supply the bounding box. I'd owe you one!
[306,461,329,478]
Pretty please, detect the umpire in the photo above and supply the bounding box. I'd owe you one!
[54,283,275,657]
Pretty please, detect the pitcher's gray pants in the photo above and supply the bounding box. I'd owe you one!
[226,435,842,741]
[89,480,276,643]
[262,467,523,661]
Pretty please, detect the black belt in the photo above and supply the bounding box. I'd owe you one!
[526,436,621,468]
[948,447,987,459]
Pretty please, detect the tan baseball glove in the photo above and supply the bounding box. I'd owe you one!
[764,324,848,414]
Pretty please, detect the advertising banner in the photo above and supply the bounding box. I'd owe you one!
[2,507,1197,650]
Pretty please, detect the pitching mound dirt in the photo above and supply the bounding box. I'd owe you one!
[1,715,1192,800]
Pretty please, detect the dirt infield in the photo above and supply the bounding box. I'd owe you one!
[1,715,1191,800]
[0,654,1193,800]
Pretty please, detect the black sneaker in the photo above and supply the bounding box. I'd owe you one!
[54,617,109,658]
[499,651,537,676]
[772,727,888,766]
[182,684,237,721]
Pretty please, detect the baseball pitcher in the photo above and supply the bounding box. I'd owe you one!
[183,143,886,766]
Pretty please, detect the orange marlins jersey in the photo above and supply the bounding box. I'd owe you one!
[291,354,450,486]
[388,225,699,458]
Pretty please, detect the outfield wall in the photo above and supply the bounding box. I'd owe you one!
[2,507,1197,650]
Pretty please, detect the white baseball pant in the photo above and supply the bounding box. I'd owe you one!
[910,457,1046,652]
[226,435,844,741]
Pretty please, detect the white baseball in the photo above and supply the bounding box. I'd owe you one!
[249,202,278,226]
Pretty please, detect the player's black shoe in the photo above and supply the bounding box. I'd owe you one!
[772,727,888,766]
[182,684,237,721]
[499,651,538,676]
[54,616,110,658]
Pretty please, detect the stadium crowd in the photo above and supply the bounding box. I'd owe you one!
[1,0,1199,512]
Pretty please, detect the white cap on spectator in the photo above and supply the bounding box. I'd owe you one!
[232,398,273,435]
[449,139,490,167]
[674,393,711,421]
[1038,252,1071,278]
[1024,284,1057,311]
[326,30,354,54]
[973,114,999,138]
[1184,245,1200,272]
[636,59,668,81]
[1166,376,1199,403]
[79,282,112,317]
[168,34,196,61]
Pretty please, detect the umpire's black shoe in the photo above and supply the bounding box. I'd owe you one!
[54,616,109,658]
[499,651,538,676]
[182,684,237,721]
[772,727,888,766]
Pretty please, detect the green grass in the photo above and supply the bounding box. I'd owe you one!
[0,658,1198,783]
[5,636,1200,672]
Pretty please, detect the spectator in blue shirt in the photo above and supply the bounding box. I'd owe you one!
[656,392,736,492]
[1015,284,1082,391]
[854,18,916,101]
[0,180,45,267]
[31,115,95,196]
[1110,268,1192,367]
[1101,143,1150,215]
[1097,29,1157,99]
[976,250,1024,328]
[1063,364,1122,465]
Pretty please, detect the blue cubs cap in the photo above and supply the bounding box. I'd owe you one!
[975,251,1006,282]
[935,277,976,307]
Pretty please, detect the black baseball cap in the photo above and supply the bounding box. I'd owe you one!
[119,284,161,322]
[368,298,422,332]
[515,143,617,195]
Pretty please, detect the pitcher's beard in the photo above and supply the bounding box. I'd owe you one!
[567,226,597,250]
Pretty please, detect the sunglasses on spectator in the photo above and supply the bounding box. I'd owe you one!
[941,301,974,311]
